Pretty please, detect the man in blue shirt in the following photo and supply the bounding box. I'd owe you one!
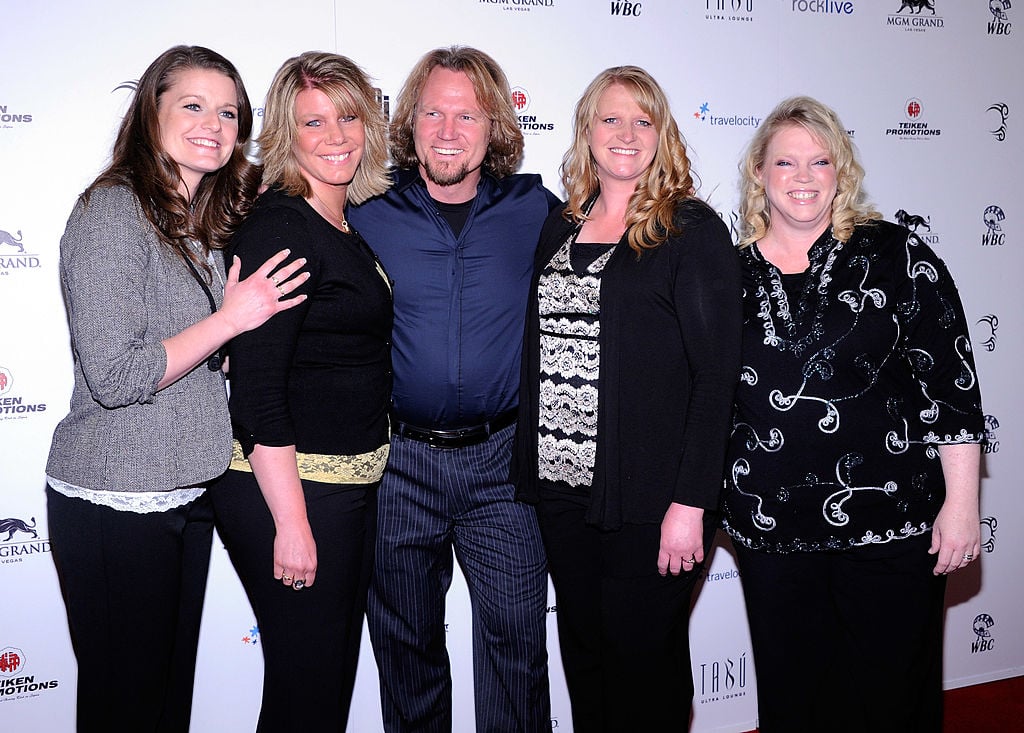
[348,46,560,732]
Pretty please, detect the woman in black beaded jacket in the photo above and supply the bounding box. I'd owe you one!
[722,96,984,732]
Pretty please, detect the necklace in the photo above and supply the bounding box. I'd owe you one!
[312,191,350,233]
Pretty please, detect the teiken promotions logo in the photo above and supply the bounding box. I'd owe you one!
[0,648,25,677]
[0,103,33,129]
[511,86,555,135]
[0,646,60,702]
[0,367,48,422]
[885,98,942,140]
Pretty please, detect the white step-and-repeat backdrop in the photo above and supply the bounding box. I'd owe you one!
[1,1,1020,731]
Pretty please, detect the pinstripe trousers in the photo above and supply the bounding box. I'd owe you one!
[368,423,550,732]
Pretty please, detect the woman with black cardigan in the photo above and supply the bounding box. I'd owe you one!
[513,66,741,731]
[208,52,393,731]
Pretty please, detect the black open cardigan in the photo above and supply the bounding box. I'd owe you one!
[512,198,742,531]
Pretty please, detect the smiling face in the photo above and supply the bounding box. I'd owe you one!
[413,67,491,202]
[292,87,365,202]
[758,123,838,238]
[586,83,658,190]
[157,68,240,199]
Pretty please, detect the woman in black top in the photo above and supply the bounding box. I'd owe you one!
[722,96,984,732]
[513,66,741,731]
[209,52,392,732]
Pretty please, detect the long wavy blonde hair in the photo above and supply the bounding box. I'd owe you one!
[561,66,696,255]
[738,96,880,247]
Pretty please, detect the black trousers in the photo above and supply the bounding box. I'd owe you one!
[209,469,377,733]
[536,496,713,733]
[46,485,214,733]
[734,535,946,733]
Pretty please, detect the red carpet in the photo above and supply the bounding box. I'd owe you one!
[943,675,1024,732]
[739,674,1024,732]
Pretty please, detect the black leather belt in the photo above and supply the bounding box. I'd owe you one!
[392,409,517,449]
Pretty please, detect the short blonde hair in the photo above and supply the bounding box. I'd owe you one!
[258,52,390,204]
[738,96,880,246]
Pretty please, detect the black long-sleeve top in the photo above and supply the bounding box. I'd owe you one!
[722,222,985,553]
[514,198,743,531]
[226,188,392,458]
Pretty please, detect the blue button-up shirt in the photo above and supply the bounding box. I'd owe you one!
[349,168,560,428]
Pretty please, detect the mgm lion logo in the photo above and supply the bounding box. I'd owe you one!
[894,209,931,232]
[897,0,935,13]
[0,229,25,253]
[0,516,38,541]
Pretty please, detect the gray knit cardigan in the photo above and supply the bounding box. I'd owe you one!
[47,185,232,493]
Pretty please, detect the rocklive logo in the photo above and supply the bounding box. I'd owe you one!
[792,0,854,13]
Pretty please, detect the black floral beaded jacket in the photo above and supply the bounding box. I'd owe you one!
[722,221,985,553]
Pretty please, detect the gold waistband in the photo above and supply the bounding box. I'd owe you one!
[229,440,389,485]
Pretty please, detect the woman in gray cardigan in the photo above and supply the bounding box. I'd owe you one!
[45,46,307,732]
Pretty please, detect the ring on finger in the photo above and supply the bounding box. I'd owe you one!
[962,553,974,562]
[270,275,280,286]
[281,574,293,583]
[293,579,306,590]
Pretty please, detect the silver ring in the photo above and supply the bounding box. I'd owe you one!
[962,553,974,562]
[293,579,306,590]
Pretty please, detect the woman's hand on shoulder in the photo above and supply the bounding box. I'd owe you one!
[219,249,310,336]
[658,502,705,576]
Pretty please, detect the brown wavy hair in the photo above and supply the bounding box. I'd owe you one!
[258,51,391,205]
[389,46,523,178]
[86,45,260,278]
[561,66,696,255]
[738,95,880,247]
